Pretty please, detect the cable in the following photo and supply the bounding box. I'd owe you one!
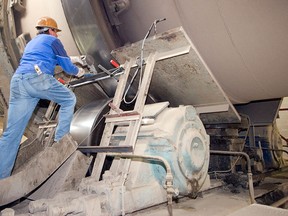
[123,66,141,104]
[122,18,166,105]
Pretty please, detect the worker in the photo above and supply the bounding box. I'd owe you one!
[0,17,85,179]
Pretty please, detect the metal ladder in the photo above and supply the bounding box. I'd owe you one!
[91,53,158,180]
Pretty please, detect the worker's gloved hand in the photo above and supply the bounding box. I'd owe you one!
[76,67,85,78]
[70,55,86,65]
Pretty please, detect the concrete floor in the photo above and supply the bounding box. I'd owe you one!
[130,171,288,216]
[131,187,250,216]
[131,186,288,216]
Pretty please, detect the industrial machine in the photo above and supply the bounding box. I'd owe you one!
[0,0,288,215]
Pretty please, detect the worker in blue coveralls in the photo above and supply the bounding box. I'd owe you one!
[0,17,85,179]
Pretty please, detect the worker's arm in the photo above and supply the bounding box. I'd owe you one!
[51,39,79,75]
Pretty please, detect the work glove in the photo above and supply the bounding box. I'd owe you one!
[76,67,85,78]
[70,55,95,67]
[70,55,86,65]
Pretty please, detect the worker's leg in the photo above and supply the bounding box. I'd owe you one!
[46,77,76,141]
[25,73,76,142]
[50,83,76,141]
[0,74,39,179]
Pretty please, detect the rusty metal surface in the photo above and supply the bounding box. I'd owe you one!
[0,134,78,206]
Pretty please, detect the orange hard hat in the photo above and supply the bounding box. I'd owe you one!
[35,16,61,32]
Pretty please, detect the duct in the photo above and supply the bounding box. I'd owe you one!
[70,99,111,146]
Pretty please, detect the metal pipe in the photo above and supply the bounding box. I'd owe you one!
[244,145,288,156]
[108,153,174,216]
[210,150,256,204]
[120,159,130,216]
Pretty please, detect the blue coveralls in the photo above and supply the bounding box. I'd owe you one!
[0,34,79,179]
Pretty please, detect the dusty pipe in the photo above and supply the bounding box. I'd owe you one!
[245,146,288,156]
[108,153,174,216]
[210,150,256,204]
